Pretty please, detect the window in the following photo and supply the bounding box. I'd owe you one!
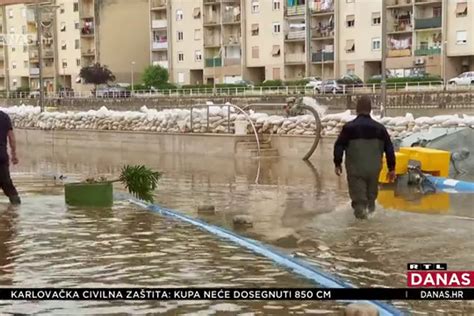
[24,60,28,68]
[12,62,17,69]
[73,2,79,12]
[372,38,381,50]
[372,12,381,25]
[62,59,68,68]
[433,6,441,17]
[194,29,201,40]
[23,45,27,53]
[60,4,65,14]
[178,52,184,62]
[177,31,184,41]
[75,39,80,49]
[22,26,26,34]
[62,41,67,50]
[178,72,185,83]
[345,39,355,53]
[75,21,80,29]
[346,15,355,27]
[176,9,183,21]
[252,0,259,13]
[11,47,15,53]
[456,2,468,17]
[193,7,201,19]
[9,27,14,34]
[76,59,81,67]
[252,46,259,59]
[13,79,17,87]
[347,64,355,75]
[272,0,281,10]
[8,9,13,19]
[251,23,259,36]
[195,50,202,62]
[272,67,280,80]
[456,30,467,44]
[60,22,66,32]
[273,23,281,34]
[272,45,280,57]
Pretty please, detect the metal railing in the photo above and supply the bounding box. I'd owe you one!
[4,81,471,100]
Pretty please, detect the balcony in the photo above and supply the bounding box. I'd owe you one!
[286,5,305,16]
[152,60,168,69]
[414,46,441,56]
[80,7,94,19]
[150,0,167,10]
[152,19,167,29]
[387,0,413,8]
[204,38,220,47]
[43,49,54,59]
[222,10,240,24]
[152,41,168,50]
[388,49,412,57]
[311,51,334,62]
[284,53,305,64]
[415,16,441,29]
[81,48,96,57]
[203,17,220,26]
[204,0,220,4]
[81,27,95,37]
[205,57,222,67]
[223,35,240,46]
[30,67,40,76]
[224,58,240,66]
[415,0,441,5]
[285,30,305,41]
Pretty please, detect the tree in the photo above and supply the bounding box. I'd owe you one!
[142,65,169,88]
[79,63,116,89]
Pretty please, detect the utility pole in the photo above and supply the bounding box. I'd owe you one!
[381,0,387,118]
[35,0,44,112]
[305,0,311,78]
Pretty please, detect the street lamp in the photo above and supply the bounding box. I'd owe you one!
[131,61,135,95]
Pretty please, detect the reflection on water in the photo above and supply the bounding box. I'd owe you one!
[0,194,348,314]
[4,144,474,314]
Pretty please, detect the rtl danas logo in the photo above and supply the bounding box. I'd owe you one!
[407,263,474,287]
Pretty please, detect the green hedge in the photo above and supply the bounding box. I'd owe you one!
[284,79,309,86]
[255,80,283,87]
[366,76,442,84]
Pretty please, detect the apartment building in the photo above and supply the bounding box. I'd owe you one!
[4,2,30,91]
[0,7,7,91]
[150,0,170,73]
[169,0,204,84]
[244,0,284,82]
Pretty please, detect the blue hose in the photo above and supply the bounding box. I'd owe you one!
[129,199,403,316]
[426,176,474,193]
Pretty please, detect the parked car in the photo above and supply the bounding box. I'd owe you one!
[337,74,364,87]
[448,71,474,85]
[59,87,74,98]
[94,85,131,98]
[305,77,322,91]
[320,80,344,94]
[233,79,255,88]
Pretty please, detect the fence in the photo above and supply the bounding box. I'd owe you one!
[2,82,474,100]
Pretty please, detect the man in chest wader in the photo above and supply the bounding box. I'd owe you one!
[0,111,20,205]
[333,96,395,219]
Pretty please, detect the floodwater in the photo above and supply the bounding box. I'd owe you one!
[1,143,473,314]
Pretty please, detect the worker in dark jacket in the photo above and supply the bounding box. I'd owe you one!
[334,96,396,219]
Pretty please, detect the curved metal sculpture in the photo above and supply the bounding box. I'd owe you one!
[286,99,323,161]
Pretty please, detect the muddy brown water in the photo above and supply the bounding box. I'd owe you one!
[0,143,473,314]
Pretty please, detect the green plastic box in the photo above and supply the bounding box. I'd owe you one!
[64,182,113,207]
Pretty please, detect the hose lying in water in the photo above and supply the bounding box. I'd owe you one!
[426,176,474,193]
[300,105,322,161]
[129,198,402,316]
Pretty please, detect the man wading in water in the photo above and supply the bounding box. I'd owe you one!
[0,111,20,205]
[333,96,395,219]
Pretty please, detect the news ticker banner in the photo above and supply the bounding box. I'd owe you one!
[0,288,472,301]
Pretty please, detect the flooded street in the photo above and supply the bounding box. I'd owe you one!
[1,142,473,314]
